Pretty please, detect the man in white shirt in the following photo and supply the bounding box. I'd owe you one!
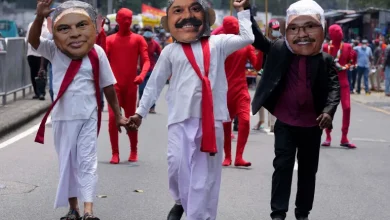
[28,1,128,219]
[128,0,254,219]
[26,17,50,100]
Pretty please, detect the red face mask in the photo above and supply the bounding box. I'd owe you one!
[223,16,239,35]
[116,8,133,35]
[328,24,343,44]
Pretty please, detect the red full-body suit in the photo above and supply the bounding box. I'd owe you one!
[213,17,263,167]
[322,24,356,148]
[106,8,150,163]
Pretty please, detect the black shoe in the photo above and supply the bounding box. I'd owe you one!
[297,217,309,220]
[272,218,284,220]
[60,209,82,220]
[39,95,45,100]
[167,204,184,220]
[32,95,39,99]
[83,213,100,220]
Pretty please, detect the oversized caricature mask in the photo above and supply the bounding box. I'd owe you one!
[116,8,133,36]
[161,0,216,43]
[285,0,325,56]
[328,24,343,45]
[223,16,239,35]
[51,0,97,60]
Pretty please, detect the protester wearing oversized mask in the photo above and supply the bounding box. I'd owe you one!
[106,8,151,164]
[250,0,341,219]
[128,0,254,219]
[28,1,128,219]
[161,0,215,43]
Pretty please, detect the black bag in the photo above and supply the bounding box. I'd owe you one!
[35,70,47,96]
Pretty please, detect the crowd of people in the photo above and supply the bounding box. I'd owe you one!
[24,0,390,220]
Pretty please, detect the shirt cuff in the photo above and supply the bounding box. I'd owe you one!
[135,107,148,119]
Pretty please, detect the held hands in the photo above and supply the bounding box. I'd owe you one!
[233,0,249,12]
[36,0,55,18]
[316,113,332,129]
[134,76,144,85]
[127,114,143,131]
[116,115,131,133]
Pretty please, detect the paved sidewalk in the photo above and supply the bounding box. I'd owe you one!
[350,92,390,113]
[0,92,50,137]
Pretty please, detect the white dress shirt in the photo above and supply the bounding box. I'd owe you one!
[37,39,117,121]
[136,10,254,126]
[26,20,50,57]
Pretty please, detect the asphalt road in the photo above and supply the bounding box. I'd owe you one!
[0,87,390,220]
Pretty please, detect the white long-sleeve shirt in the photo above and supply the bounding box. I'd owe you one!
[136,10,254,126]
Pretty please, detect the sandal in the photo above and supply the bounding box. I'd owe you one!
[83,213,100,220]
[340,143,356,149]
[60,210,82,220]
[149,108,156,114]
[321,141,331,147]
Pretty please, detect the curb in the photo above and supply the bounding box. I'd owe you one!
[0,102,50,138]
[351,98,390,115]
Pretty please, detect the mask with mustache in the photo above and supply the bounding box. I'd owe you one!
[293,37,316,44]
[175,17,203,29]
[161,0,216,43]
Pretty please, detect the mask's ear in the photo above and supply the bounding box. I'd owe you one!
[161,16,169,32]
[208,8,216,26]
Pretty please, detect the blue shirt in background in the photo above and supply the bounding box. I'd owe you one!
[354,46,373,68]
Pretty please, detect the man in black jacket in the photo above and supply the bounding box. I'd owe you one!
[249,0,340,219]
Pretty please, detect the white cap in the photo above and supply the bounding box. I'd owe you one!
[286,0,325,29]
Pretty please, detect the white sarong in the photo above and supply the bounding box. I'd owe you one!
[52,111,98,208]
[167,117,224,220]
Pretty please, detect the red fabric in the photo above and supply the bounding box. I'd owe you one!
[35,48,101,144]
[273,56,318,127]
[323,24,353,143]
[96,19,107,52]
[140,39,162,72]
[108,85,138,154]
[217,16,262,164]
[182,38,217,155]
[106,9,148,155]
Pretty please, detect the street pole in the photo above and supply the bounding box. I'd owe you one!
[346,0,349,10]
[107,0,113,14]
[230,0,233,16]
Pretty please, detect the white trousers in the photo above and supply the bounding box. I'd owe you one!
[167,117,224,220]
[52,114,98,208]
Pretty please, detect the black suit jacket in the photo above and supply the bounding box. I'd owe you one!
[250,15,341,122]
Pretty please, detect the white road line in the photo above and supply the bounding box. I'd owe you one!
[294,161,298,171]
[0,117,51,150]
[352,138,388,143]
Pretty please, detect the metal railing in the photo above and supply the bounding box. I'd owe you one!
[0,37,33,105]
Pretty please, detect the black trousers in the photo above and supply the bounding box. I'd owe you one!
[27,55,48,97]
[271,120,322,219]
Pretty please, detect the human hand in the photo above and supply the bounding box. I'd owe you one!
[233,0,249,12]
[36,0,55,18]
[38,69,46,78]
[127,114,142,131]
[316,113,332,129]
[134,76,144,85]
[116,116,130,133]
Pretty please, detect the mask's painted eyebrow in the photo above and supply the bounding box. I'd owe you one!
[76,20,89,25]
[171,2,202,10]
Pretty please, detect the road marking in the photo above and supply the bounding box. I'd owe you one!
[294,161,298,171]
[352,138,388,143]
[0,117,51,150]
[353,101,390,115]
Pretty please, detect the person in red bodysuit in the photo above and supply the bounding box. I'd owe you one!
[322,24,356,148]
[106,8,151,164]
[213,16,263,167]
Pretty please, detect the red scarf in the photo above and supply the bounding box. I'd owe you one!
[35,48,102,144]
[182,38,217,156]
